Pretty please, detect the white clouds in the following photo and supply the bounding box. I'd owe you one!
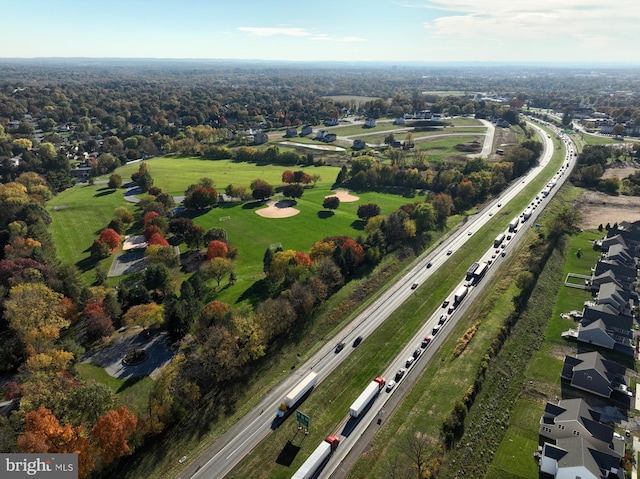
[237,27,311,37]
[419,0,640,61]
[238,26,365,44]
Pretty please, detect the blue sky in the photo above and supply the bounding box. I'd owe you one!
[2,0,638,63]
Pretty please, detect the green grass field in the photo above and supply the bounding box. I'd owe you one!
[76,363,154,417]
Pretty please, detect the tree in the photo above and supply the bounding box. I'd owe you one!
[147,232,169,247]
[144,263,173,296]
[107,174,122,190]
[145,244,178,268]
[250,179,274,200]
[282,170,295,183]
[323,196,340,211]
[282,183,304,199]
[86,310,115,341]
[207,240,228,259]
[5,283,69,351]
[91,239,110,260]
[612,123,626,138]
[18,407,94,478]
[99,228,121,250]
[143,211,161,226]
[91,406,137,466]
[335,165,348,184]
[357,203,381,221]
[184,186,218,210]
[200,257,234,288]
[384,133,395,146]
[122,302,164,330]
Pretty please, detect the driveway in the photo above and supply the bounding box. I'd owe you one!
[81,329,176,379]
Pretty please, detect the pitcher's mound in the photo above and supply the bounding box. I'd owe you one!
[256,200,300,218]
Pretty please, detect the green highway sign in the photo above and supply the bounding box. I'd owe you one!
[296,410,310,429]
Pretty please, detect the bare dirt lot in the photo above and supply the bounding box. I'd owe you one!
[574,189,640,229]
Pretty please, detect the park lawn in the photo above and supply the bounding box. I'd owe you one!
[115,157,341,198]
[76,363,154,417]
[415,135,484,157]
[448,117,484,127]
[47,183,134,281]
[191,187,414,305]
[327,122,408,137]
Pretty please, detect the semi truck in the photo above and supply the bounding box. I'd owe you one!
[522,208,532,221]
[349,377,386,418]
[509,218,520,232]
[277,372,318,417]
[542,186,551,197]
[291,436,340,479]
[454,285,469,305]
[466,262,479,280]
[493,233,505,248]
[470,262,488,285]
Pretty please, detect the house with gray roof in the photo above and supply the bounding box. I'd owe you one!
[593,260,637,287]
[539,398,624,458]
[561,351,632,399]
[540,437,625,479]
[595,283,632,316]
[594,234,627,252]
[605,244,634,265]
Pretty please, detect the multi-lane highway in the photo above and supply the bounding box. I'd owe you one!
[178,123,572,479]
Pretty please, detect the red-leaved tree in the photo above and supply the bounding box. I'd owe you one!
[147,233,169,247]
[206,240,228,260]
[99,229,121,250]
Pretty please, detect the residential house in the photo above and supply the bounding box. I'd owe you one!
[593,260,637,288]
[324,118,339,127]
[595,282,631,316]
[323,133,337,142]
[593,234,627,252]
[605,244,634,266]
[300,125,313,136]
[393,117,406,125]
[284,127,298,138]
[352,139,366,150]
[574,304,634,355]
[539,398,624,458]
[539,437,625,479]
[253,131,268,145]
[316,130,328,141]
[8,153,22,167]
[364,118,376,128]
[561,351,632,399]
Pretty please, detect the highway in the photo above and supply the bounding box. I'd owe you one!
[178,123,570,479]
[322,124,575,478]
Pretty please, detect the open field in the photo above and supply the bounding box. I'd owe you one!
[47,184,136,282]
[574,189,640,229]
[115,157,341,197]
[47,156,419,305]
[76,363,154,417]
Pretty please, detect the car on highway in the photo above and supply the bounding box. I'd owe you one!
[421,335,432,347]
[352,336,363,347]
[335,342,345,353]
[501,251,506,257]
[395,368,406,380]
[386,380,396,392]
[426,261,432,268]
[497,203,502,207]
[467,231,472,236]
[446,249,453,255]
[448,306,455,314]
[413,348,421,359]
[442,300,450,308]
[439,314,447,325]
[405,357,415,367]
[507,234,512,240]
[411,282,418,290]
